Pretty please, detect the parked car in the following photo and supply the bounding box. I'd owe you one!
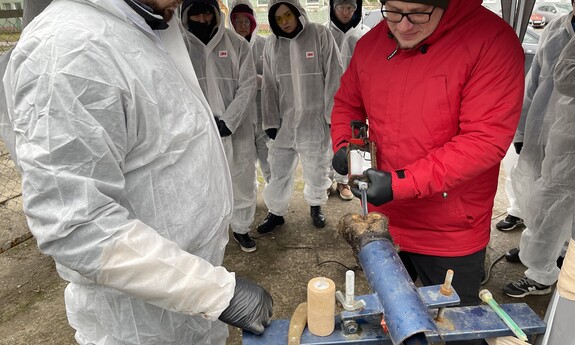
[529,12,546,28]
[533,2,572,23]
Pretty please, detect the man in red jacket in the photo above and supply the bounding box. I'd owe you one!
[331,0,524,328]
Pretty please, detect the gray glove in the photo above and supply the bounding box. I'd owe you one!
[218,276,273,335]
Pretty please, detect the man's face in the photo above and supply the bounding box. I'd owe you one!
[139,0,183,21]
[233,14,252,37]
[384,1,444,50]
[334,3,356,25]
[275,4,297,34]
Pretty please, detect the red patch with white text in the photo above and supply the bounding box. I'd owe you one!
[219,51,228,58]
[306,51,315,59]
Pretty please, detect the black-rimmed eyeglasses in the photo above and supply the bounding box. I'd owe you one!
[380,6,436,24]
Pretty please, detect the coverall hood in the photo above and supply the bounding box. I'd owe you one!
[124,0,169,29]
[181,0,221,43]
[329,0,362,33]
[268,0,307,38]
[229,0,258,40]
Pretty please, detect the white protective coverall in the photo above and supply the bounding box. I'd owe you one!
[262,0,343,214]
[501,145,522,219]
[229,0,271,184]
[326,0,368,70]
[325,0,367,187]
[0,0,53,160]
[512,13,575,286]
[181,1,257,236]
[1,0,237,344]
[535,217,575,345]
[535,38,575,338]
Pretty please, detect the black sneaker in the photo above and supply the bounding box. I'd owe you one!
[505,247,564,268]
[503,276,552,298]
[233,232,257,253]
[257,213,285,234]
[496,215,524,231]
[310,206,326,228]
[505,247,521,263]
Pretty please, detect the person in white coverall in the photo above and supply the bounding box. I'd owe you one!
[256,0,343,233]
[0,0,273,344]
[504,3,575,298]
[533,26,575,345]
[230,0,272,185]
[326,0,367,201]
[0,0,53,157]
[180,0,259,253]
[326,0,367,69]
[496,147,524,233]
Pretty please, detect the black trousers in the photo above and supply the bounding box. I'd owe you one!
[399,248,486,345]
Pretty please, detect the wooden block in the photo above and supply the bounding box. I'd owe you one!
[287,302,307,345]
[485,336,531,345]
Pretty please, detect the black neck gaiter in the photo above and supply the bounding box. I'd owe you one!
[188,21,218,45]
[124,0,169,30]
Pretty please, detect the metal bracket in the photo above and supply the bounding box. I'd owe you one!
[335,270,366,312]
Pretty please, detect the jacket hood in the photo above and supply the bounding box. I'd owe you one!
[384,0,482,51]
[267,0,307,37]
[329,0,362,31]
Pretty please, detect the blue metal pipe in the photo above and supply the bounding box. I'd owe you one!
[358,240,439,345]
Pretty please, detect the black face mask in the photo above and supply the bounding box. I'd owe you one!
[188,20,217,45]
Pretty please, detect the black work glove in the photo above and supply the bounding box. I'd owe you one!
[351,169,393,206]
[215,117,232,137]
[332,146,348,175]
[265,128,278,140]
[514,142,523,155]
[218,276,273,335]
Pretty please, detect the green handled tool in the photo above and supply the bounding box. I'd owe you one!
[479,289,528,342]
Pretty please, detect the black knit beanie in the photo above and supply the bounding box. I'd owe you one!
[380,0,449,10]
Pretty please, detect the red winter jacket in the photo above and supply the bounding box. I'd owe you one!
[331,0,524,257]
